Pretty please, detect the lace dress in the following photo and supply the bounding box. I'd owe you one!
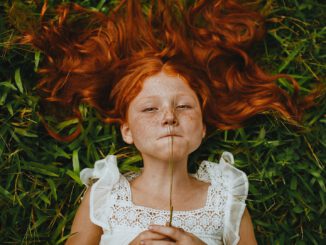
[80,152,248,245]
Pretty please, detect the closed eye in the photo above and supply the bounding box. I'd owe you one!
[142,107,158,112]
[176,105,192,109]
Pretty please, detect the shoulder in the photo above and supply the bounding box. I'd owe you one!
[66,188,103,245]
[197,152,250,245]
[79,155,122,230]
[237,208,257,245]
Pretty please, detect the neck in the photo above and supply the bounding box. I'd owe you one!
[134,153,192,196]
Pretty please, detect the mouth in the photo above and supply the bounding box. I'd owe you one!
[159,134,181,139]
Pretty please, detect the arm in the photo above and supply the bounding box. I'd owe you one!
[237,208,257,245]
[65,188,103,245]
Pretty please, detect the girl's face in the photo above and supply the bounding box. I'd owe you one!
[120,71,206,162]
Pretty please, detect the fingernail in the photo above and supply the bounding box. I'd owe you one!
[140,241,145,245]
[148,225,153,230]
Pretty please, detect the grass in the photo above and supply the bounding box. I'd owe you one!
[0,0,325,244]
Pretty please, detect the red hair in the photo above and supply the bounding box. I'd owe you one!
[19,0,315,141]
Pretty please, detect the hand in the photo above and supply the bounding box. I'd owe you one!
[141,224,207,244]
[128,229,171,245]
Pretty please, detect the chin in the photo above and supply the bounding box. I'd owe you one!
[142,148,189,163]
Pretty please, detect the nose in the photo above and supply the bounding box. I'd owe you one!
[161,108,178,127]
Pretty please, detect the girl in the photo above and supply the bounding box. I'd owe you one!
[71,66,256,244]
[68,67,255,244]
[19,0,315,244]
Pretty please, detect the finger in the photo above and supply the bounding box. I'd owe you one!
[164,222,184,233]
[138,230,169,241]
[141,240,175,245]
[148,225,185,241]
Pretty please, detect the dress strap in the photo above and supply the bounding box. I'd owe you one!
[219,152,249,245]
[192,152,249,244]
[80,155,120,230]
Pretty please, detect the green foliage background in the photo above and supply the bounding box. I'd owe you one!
[0,0,325,244]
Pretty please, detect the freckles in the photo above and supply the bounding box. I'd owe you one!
[181,111,202,122]
[133,115,161,130]
[149,115,161,124]
[181,113,204,132]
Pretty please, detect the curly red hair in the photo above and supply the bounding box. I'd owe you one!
[20,0,313,141]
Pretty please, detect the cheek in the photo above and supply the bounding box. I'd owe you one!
[130,115,159,140]
[188,113,205,146]
[182,111,205,145]
[181,110,204,128]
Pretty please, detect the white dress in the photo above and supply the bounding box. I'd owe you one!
[80,152,248,245]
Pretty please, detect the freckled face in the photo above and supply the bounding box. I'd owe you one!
[120,71,206,162]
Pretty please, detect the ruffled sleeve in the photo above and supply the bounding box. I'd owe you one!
[80,155,120,230]
[219,152,249,245]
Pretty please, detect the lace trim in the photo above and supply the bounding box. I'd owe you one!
[107,175,226,235]
[123,174,213,213]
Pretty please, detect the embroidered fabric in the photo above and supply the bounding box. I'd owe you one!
[80,152,248,245]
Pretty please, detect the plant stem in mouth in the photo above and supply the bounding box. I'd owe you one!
[168,125,174,226]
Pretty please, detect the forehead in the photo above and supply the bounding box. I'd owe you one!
[135,71,197,99]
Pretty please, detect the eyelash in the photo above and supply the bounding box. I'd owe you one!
[142,105,192,112]
[176,104,192,109]
[142,107,158,112]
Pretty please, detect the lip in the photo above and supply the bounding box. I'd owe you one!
[158,134,181,139]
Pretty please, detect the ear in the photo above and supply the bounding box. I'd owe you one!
[120,122,134,144]
[202,124,206,138]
